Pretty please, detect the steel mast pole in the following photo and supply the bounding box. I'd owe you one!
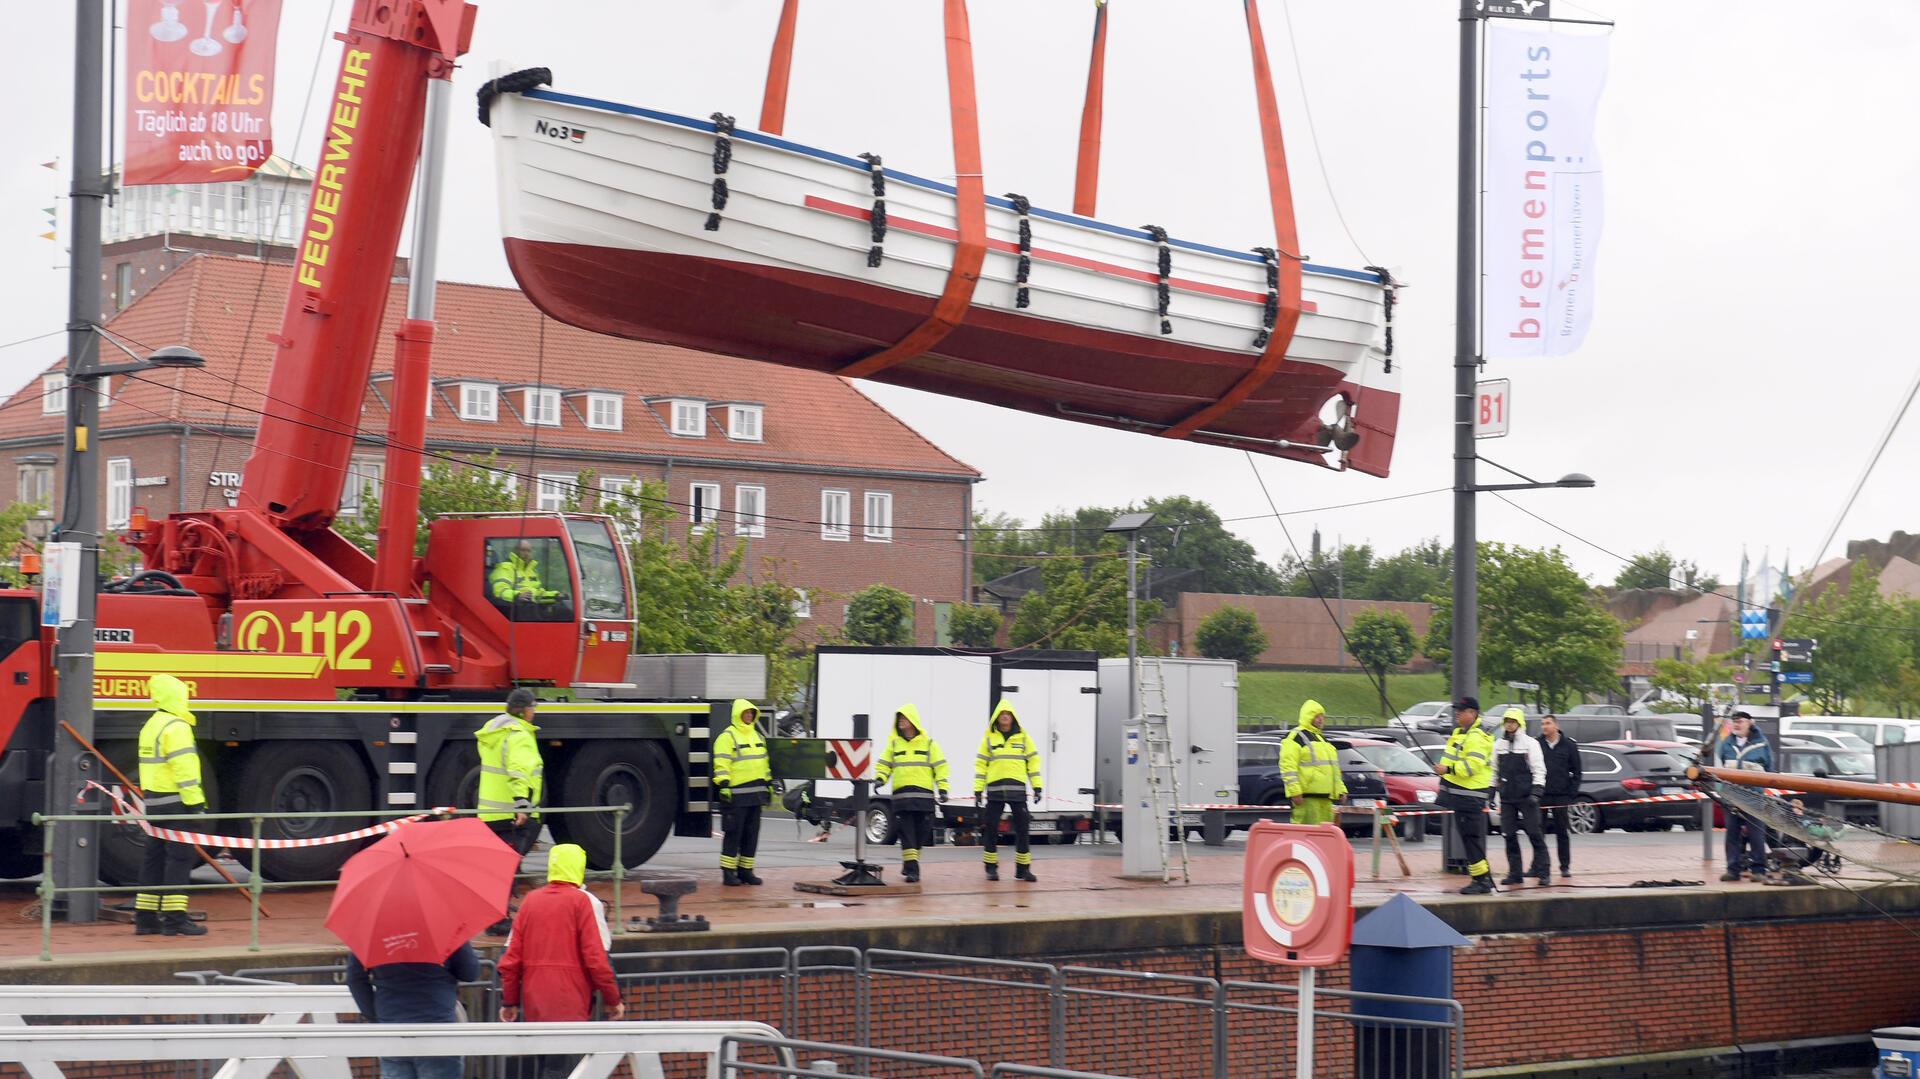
[1450,0,1481,704]
[50,0,110,922]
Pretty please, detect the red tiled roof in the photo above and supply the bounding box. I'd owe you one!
[0,255,978,478]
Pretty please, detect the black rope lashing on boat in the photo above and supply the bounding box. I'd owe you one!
[475,67,552,127]
[1365,264,1400,373]
[1251,246,1280,350]
[1142,225,1173,335]
[1007,193,1033,309]
[704,113,735,232]
[859,153,887,267]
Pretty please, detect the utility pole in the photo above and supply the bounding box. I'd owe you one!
[49,0,110,922]
[1450,0,1481,704]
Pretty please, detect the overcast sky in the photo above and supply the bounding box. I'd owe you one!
[5,1,1916,587]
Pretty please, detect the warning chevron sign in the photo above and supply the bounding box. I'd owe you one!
[826,738,875,781]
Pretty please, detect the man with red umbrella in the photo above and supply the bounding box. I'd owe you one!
[498,843,625,1077]
[328,817,522,1078]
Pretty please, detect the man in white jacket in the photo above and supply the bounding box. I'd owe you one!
[1495,707,1551,886]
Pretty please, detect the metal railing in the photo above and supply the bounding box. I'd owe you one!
[30,801,633,960]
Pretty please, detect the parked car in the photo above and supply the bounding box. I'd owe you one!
[1550,714,1681,745]
[1784,716,1920,747]
[1564,704,1627,716]
[1396,701,1453,726]
[1236,736,1389,836]
[1338,737,1443,834]
[1777,728,1874,754]
[1562,743,1700,834]
[1330,726,1448,766]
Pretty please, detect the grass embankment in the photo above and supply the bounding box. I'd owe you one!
[1236,670,1513,729]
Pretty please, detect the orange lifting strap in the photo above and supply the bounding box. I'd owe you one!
[758,0,800,135]
[1073,0,1110,218]
[838,0,988,380]
[1161,0,1305,441]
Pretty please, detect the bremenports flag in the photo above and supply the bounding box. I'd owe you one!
[1483,23,1608,358]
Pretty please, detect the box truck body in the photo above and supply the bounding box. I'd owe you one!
[1095,658,1240,811]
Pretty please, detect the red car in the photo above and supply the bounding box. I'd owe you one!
[1333,736,1442,832]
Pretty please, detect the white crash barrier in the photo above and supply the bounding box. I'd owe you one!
[0,986,358,1079]
[0,1019,790,1079]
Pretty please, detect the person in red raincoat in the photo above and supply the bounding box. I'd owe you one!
[497,844,624,1078]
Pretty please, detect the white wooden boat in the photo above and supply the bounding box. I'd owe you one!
[485,78,1401,475]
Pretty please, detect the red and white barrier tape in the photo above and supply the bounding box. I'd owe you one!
[83,781,452,850]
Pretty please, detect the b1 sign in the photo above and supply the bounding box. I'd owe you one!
[1475,379,1512,439]
[1483,23,1609,358]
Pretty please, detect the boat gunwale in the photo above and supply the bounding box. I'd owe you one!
[512,87,1386,287]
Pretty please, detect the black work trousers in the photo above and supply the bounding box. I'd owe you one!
[1447,797,1490,879]
[137,823,198,914]
[981,796,1031,862]
[721,798,764,867]
[1540,799,1575,870]
[896,806,935,858]
[1500,797,1548,876]
[1726,809,1769,875]
[486,817,539,898]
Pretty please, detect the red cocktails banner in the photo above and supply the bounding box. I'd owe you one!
[124,0,282,185]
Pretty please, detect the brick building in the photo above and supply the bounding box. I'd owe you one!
[1,253,980,644]
[1170,592,1435,669]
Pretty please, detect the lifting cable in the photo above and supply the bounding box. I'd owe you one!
[1072,0,1109,217]
[1161,0,1305,441]
[757,0,800,135]
[838,0,987,380]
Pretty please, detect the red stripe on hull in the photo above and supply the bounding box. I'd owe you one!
[502,239,1397,476]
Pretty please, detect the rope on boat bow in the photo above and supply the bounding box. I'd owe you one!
[1142,225,1174,335]
[1252,247,1280,350]
[1008,194,1033,309]
[705,113,736,232]
[1365,264,1399,373]
[859,153,887,267]
[475,67,552,127]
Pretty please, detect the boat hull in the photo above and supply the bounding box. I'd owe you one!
[490,85,1401,476]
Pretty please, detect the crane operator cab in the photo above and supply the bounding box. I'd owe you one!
[424,513,635,687]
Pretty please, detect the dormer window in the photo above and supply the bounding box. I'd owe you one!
[728,404,763,442]
[670,399,706,437]
[585,393,622,431]
[458,382,497,421]
[524,387,561,427]
[41,374,66,414]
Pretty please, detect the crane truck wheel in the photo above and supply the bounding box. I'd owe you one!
[554,740,676,870]
[231,742,374,882]
[0,830,38,879]
[422,743,481,817]
[93,739,221,886]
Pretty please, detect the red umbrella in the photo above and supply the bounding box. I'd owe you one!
[325,817,519,967]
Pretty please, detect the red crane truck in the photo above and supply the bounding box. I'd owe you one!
[0,0,721,884]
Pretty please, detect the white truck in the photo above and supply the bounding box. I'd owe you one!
[810,646,1101,844]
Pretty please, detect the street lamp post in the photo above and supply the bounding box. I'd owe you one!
[1105,511,1156,879]
[1450,456,1595,705]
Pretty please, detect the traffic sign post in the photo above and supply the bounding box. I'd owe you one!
[1244,821,1356,1079]
[1474,379,1511,439]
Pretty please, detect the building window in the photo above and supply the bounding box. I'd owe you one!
[93,376,112,411]
[458,383,497,421]
[524,387,561,427]
[585,393,622,431]
[114,263,133,311]
[107,458,132,529]
[599,475,641,510]
[689,482,721,530]
[735,485,767,537]
[341,457,384,517]
[535,472,573,512]
[863,491,893,542]
[793,589,811,619]
[16,464,53,515]
[670,400,707,437]
[728,405,763,442]
[821,489,850,541]
[41,374,66,414]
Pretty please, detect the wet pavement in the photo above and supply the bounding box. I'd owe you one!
[3,818,1885,969]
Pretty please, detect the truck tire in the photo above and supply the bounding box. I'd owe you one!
[96,739,149,886]
[231,742,374,882]
[555,740,676,871]
[423,742,481,817]
[863,801,898,846]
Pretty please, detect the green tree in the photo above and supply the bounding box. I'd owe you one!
[947,602,1003,648]
[1650,653,1735,708]
[337,453,521,556]
[969,508,1034,585]
[1613,547,1719,593]
[1194,605,1269,666]
[845,584,914,646]
[1276,543,1374,601]
[972,496,1283,596]
[1009,551,1162,657]
[1426,542,1624,710]
[0,500,41,587]
[1784,559,1904,713]
[1346,609,1417,716]
[1367,539,1451,603]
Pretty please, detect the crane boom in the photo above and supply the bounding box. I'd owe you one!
[237,0,474,530]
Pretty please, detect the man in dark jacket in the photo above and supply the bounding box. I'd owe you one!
[1537,715,1583,877]
[1715,711,1775,882]
[346,939,481,1079]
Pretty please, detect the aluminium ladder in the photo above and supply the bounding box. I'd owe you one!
[1136,657,1191,883]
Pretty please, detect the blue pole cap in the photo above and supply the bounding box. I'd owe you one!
[1350,893,1471,950]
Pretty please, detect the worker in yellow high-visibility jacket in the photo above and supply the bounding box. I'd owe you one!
[877,703,949,883]
[974,700,1042,882]
[489,540,560,605]
[1434,696,1498,894]
[135,673,208,937]
[1279,699,1347,825]
[714,699,772,887]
